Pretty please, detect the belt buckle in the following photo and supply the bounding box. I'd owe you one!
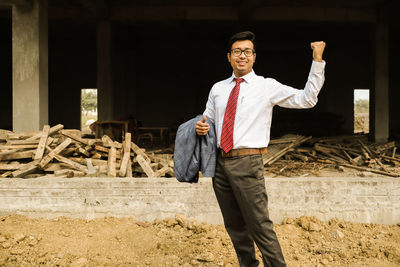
[220,149,234,158]
[220,149,226,158]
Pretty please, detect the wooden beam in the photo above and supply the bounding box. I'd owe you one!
[26,124,63,141]
[131,142,151,163]
[54,155,88,173]
[107,146,116,177]
[154,165,172,177]
[75,143,91,157]
[12,165,38,178]
[126,158,132,178]
[7,139,39,145]
[42,163,67,172]
[38,138,72,168]
[11,160,40,178]
[60,130,88,145]
[118,133,131,177]
[33,125,50,160]
[7,131,40,140]
[0,171,12,178]
[0,163,22,170]
[0,150,35,161]
[136,155,155,177]
[0,144,37,149]
[101,135,122,149]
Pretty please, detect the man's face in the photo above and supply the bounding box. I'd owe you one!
[227,40,256,77]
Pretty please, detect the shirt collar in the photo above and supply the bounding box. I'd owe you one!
[230,69,257,84]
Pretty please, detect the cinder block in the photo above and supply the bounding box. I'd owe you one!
[0,177,400,224]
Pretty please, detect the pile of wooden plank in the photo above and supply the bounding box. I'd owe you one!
[0,125,174,178]
[265,134,400,177]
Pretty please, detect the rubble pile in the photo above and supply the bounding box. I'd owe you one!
[1,125,399,178]
[264,134,400,177]
[0,125,174,178]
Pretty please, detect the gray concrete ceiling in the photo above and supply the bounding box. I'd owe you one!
[0,0,399,22]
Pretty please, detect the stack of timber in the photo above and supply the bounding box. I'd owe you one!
[0,125,174,178]
[265,134,400,177]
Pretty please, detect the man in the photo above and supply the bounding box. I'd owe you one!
[196,31,326,267]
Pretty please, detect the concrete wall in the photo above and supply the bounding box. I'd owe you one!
[0,177,399,225]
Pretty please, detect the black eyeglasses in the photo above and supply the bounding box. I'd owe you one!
[230,48,255,57]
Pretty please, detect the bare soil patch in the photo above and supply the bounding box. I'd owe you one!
[0,214,399,266]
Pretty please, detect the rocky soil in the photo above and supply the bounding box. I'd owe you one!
[0,214,399,267]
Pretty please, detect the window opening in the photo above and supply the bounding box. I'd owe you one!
[81,88,98,135]
[354,89,369,133]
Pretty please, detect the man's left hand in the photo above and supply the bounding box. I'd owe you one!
[311,41,326,62]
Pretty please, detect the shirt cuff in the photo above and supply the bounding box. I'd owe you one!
[310,60,326,74]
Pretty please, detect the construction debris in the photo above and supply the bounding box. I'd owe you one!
[0,125,174,178]
[264,134,400,178]
[2,126,399,178]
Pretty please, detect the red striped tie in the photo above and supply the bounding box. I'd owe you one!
[220,78,244,153]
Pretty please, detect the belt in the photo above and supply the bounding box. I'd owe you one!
[219,147,268,158]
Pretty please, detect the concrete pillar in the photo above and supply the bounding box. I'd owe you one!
[374,20,389,143]
[12,0,48,131]
[97,20,114,121]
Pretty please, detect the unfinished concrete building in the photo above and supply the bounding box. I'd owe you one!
[0,0,399,143]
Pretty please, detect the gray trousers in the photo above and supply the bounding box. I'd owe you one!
[212,153,286,267]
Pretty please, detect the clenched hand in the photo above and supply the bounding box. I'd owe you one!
[195,115,210,135]
[311,41,326,62]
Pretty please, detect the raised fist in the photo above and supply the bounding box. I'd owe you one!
[310,41,326,62]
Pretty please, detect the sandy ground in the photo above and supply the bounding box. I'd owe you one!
[0,214,399,267]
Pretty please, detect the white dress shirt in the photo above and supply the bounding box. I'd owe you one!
[203,60,326,149]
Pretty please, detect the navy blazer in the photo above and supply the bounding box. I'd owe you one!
[174,115,217,183]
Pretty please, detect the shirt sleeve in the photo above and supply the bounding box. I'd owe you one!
[203,86,216,124]
[269,60,326,108]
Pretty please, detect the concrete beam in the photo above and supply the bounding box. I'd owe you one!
[12,0,48,131]
[79,0,108,18]
[112,7,377,22]
[253,7,376,22]
[0,0,32,6]
[48,6,378,22]
[374,19,389,143]
[238,0,261,22]
[114,7,377,22]
[79,0,97,14]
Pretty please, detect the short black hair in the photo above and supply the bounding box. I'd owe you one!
[228,31,256,52]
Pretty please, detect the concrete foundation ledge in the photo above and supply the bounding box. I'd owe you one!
[0,177,399,225]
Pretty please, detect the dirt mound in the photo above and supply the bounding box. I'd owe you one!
[278,216,400,266]
[0,214,399,266]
